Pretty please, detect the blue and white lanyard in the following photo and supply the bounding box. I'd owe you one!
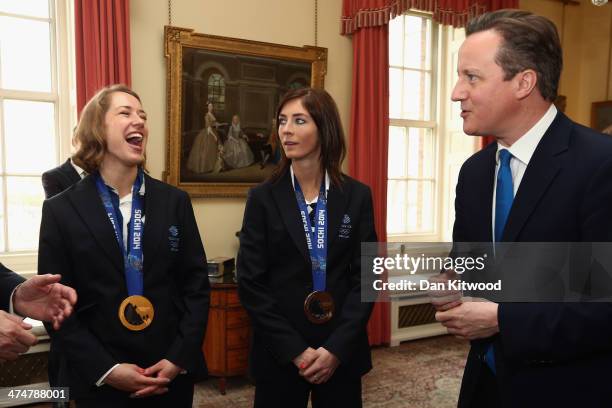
[294,176,327,292]
[95,170,145,295]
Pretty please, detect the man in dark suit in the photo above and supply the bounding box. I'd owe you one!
[434,10,612,408]
[42,158,83,199]
[0,263,77,361]
[42,156,83,408]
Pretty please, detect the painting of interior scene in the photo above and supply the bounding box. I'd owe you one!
[592,101,612,135]
[180,47,311,183]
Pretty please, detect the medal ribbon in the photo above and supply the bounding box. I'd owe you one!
[95,169,145,295]
[294,176,327,292]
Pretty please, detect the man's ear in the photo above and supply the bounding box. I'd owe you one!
[515,69,538,100]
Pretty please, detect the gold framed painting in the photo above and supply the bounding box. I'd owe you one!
[591,100,612,134]
[164,26,328,197]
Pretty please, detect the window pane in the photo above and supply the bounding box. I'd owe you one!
[402,70,431,120]
[0,0,49,18]
[4,100,56,173]
[389,16,403,67]
[387,180,434,234]
[0,16,52,92]
[403,15,431,70]
[7,176,44,251]
[387,180,407,234]
[208,73,226,112]
[389,68,402,119]
[389,127,435,179]
[0,177,4,251]
[0,120,3,173]
[388,126,407,178]
[406,127,434,178]
[414,180,434,233]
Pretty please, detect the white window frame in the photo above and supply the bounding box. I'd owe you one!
[388,10,443,242]
[0,0,76,274]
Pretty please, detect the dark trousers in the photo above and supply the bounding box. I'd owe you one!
[467,363,501,408]
[75,374,194,408]
[254,372,362,408]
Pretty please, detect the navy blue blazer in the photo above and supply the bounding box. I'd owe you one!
[38,173,210,400]
[237,170,377,380]
[454,111,612,408]
[0,263,25,312]
[42,158,81,199]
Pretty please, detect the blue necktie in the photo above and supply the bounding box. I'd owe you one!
[486,149,514,374]
[495,149,514,242]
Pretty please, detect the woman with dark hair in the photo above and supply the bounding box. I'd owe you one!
[38,84,210,407]
[237,87,377,407]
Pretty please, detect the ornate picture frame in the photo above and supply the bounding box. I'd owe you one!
[591,100,612,133]
[164,26,328,197]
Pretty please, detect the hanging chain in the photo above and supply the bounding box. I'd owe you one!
[168,0,172,26]
[314,0,318,46]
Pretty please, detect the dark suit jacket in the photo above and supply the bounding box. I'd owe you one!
[237,171,377,381]
[454,111,612,408]
[42,158,81,199]
[38,173,210,400]
[0,263,25,312]
[41,159,81,390]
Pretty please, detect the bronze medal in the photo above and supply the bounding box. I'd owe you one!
[118,295,154,331]
[304,291,334,324]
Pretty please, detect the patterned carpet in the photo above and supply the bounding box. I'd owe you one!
[193,335,469,408]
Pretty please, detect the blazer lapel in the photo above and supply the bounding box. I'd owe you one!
[60,158,81,184]
[502,112,569,241]
[271,171,310,263]
[473,144,496,242]
[68,175,124,273]
[142,175,168,276]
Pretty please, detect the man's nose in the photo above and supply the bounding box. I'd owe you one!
[451,81,465,102]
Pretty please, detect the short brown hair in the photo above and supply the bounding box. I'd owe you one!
[270,87,346,187]
[466,10,562,102]
[72,84,143,173]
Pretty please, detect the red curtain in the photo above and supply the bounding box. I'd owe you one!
[341,0,518,34]
[75,0,131,115]
[348,22,391,346]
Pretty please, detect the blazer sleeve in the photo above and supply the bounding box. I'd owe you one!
[164,191,210,372]
[237,187,309,365]
[452,165,468,243]
[0,263,25,312]
[323,185,377,363]
[38,200,118,386]
[498,155,612,362]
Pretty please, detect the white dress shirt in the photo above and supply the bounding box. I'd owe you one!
[491,104,558,241]
[290,166,330,232]
[70,159,87,179]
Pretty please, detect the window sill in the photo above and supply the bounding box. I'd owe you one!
[387,233,442,242]
[0,252,38,276]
